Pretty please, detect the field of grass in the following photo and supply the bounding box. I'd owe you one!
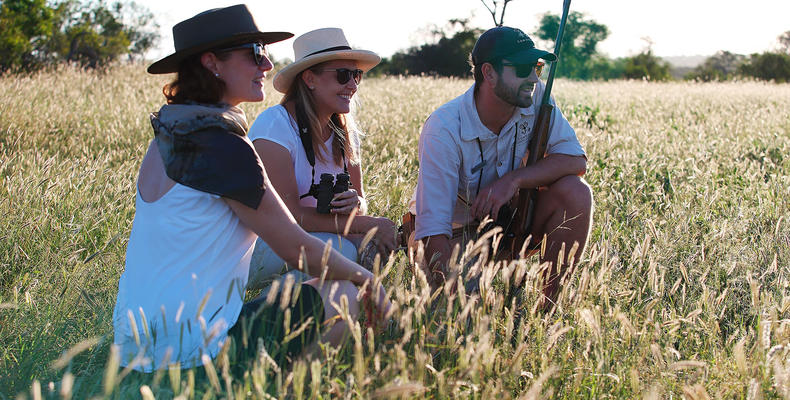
[1,64,789,399]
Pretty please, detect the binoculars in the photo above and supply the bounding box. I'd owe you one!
[480,203,517,239]
[315,172,351,214]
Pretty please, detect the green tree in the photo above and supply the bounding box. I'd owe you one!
[0,0,158,73]
[0,0,54,72]
[587,54,625,80]
[738,52,790,83]
[778,30,790,54]
[534,11,609,80]
[735,31,790,83]
[685,51,746,82]
[120,1,158,58]
[54,1,130,67]
[377,19,483,77]
[479,0,515,27]
[622,48,671,81]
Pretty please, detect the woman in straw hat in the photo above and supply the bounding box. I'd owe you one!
[246,28,398,288]
[112,6,390,372]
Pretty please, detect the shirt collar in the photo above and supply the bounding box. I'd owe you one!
[458,84,535,142]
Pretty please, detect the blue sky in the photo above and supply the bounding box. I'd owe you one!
[136,0,790,62]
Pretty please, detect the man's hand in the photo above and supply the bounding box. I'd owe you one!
[470,173,519,220]
[371,217,398,255]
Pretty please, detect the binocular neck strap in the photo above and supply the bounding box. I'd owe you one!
[295,105,348,199]
[298,122,318,199]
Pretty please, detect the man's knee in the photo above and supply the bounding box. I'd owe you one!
[549,175,593,211]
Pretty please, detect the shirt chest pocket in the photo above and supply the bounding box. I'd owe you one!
[458,156,485,201]
[458,157,480,199]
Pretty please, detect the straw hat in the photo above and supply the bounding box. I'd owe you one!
[148,4,292,74]
[273,28,380,93]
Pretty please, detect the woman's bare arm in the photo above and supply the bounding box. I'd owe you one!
[225,173,374,285]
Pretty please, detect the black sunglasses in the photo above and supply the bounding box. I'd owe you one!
[500,61,545,78]
[317,68,364,85]
[216,42,268,66]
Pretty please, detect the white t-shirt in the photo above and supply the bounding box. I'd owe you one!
[247,105,359,208]
[113,183,256,371]
[413,82,585,240]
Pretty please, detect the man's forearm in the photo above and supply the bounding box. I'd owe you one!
[421,234,452,273]
[511,154,586,189]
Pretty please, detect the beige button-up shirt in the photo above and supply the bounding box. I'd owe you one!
[412,82,585,240]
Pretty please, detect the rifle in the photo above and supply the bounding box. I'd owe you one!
[505,0,572,259]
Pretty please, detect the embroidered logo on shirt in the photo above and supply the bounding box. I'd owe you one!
[517,123,531,167]
[516,123,530,143]
[519,123,528,137]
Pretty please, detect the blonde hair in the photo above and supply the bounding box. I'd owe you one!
[280,65,360,166]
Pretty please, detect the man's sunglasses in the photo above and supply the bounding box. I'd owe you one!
[317,68,364,85]
[500,61,545,78]
[216,42,268,66]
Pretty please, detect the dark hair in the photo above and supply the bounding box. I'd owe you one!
[280,63,359,166]
[471,55,503,91]
[162,51,232,104]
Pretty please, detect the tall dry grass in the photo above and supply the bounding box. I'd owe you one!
[1,64,789,398]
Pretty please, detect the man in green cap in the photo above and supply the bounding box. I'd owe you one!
[407,26,592,306]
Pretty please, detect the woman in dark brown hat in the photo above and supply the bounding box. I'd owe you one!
[112,5,390,372]
[246,28,399,289]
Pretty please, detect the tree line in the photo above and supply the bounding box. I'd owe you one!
[2,0,789,83]
[373,11,790,84]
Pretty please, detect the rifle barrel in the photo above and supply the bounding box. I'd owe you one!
[541,0,571,106]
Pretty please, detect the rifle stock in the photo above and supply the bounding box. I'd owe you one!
[500,0,571,259]
[507,102,553,257]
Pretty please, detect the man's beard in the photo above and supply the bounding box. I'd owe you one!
[494,79,534,108]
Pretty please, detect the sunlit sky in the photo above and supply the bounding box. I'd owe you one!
[135,0,790,63]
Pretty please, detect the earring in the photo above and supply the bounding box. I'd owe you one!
[309,86,315,90]
[214,72,220,77]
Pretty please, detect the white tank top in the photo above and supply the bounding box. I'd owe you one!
[112,183,256,371]
[247,105,360,208]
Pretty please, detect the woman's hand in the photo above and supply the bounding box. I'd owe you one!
[330,189,367,215]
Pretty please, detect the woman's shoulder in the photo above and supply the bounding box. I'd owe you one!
[249,104,292,131]
[247,104,298,143]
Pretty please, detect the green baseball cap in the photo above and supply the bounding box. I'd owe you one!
[471,26,557,65]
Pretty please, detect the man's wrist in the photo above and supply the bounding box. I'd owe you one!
[506,169,525,191]
[510,167,533,190]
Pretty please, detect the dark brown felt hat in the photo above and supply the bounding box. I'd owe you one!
[147,4,292,74]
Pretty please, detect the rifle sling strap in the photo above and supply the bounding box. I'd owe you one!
[294,102,348,200]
